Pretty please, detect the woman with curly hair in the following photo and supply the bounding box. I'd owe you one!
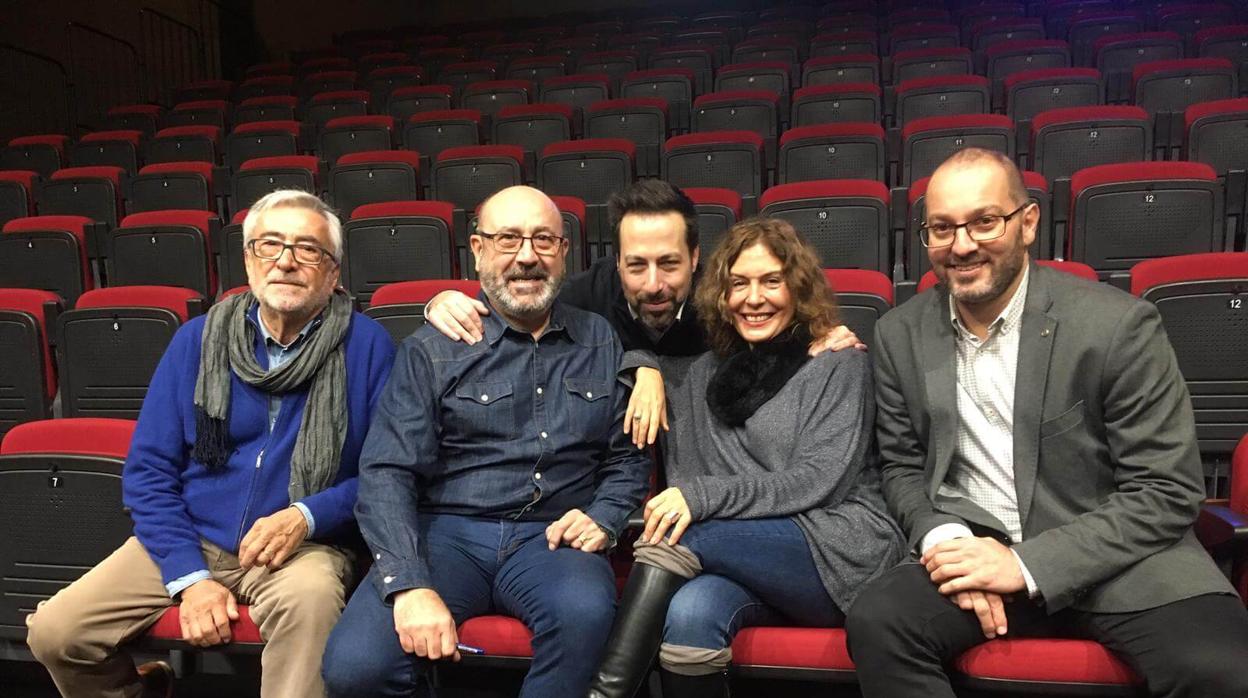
[587,218,905,698]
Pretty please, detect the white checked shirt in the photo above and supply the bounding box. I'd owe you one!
[922,266,1040,596]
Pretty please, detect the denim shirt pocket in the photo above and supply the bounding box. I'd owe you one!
[564,378,612,439]
[453,380,517,440]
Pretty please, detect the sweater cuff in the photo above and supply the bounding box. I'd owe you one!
[154,544,212,590]
[619,350,660,382]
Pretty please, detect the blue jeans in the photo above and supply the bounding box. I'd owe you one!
[322,514,617,697]
[663,518,845,651]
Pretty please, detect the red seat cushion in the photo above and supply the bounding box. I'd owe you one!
[75,286,202,323]
[732,627,855,671]
[457,615,534,657]
[145,604,264,644]
[369,279,481,307]
[1,417,135,457]
[955,638,1140,685]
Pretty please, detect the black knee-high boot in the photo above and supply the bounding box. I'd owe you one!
[586,564,688,698]
[659,668,730,698]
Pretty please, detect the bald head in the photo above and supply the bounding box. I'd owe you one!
[471,185,568,332]
[479,185,561,232]
[931,147,1028,209]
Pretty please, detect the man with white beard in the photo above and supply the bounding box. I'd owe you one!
[321,186,650,698]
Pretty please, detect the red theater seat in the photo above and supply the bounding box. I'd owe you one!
[1,214,94,303]
[144,604,265,648]
[731,627,855,679]
[685,187,742,254]
[759,179,890,272]
[954,638,1140,691]
[343,201,456,305]
[457,616,534,659]
[365,278,483,344]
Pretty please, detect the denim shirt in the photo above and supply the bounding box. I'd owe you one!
[357,296,651,599]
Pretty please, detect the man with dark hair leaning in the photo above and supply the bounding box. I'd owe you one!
[26,190,396,698]
[425,179,861,449]
[320,186,650,697]
[845,148,1248,697]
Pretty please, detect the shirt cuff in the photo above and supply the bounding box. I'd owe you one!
[1011,548,1041,599]
[920,522,975,555]
[166,569,212,598]
[292,502,316,538]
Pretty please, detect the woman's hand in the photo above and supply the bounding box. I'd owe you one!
[624,366,668,449]
[643,487,692,545]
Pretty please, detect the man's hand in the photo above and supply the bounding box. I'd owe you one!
[179,579,239,647]
[922,536,1026,596]
[393,588,460,661]
[238,506,308,570]
[642,487,692,546]
[425,290,489,344]
[624,366,668,449]
[545,509,609,552]
[952,590,1009,639]
[24,600,48,629]
[808,324,867,355]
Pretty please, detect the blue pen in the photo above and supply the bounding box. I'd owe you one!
[457,642,486,655]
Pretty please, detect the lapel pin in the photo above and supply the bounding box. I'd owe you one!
[1040,328,1051,337]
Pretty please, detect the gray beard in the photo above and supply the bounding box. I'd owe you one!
[480,267,565,320]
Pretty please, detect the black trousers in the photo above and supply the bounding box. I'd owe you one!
[845,562,1248,698]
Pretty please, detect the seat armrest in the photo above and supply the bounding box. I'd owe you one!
[627,505,645,530]
[1195,503,1248,549]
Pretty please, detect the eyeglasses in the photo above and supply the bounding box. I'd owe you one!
[476,231,566,256]
[247,238,337,266]
[918,203,1031,249]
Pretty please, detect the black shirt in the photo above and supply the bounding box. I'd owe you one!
[558,255,707,358]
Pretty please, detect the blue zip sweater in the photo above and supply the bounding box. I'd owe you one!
[122,309,395,588]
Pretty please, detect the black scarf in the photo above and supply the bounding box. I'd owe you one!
[706,323,812,427]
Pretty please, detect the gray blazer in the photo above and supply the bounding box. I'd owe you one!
[873,263,1234,614]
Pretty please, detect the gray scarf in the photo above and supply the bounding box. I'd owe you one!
[192,289,352,501]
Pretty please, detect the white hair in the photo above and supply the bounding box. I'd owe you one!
[242,190,343,259]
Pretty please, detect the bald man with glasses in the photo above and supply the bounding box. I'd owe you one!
[321,186,650,698]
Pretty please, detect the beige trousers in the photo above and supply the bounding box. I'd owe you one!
[26,536,353,698]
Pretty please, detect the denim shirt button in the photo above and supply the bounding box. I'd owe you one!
[534,472,542,480]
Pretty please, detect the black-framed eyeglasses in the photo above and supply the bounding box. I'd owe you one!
[918,202,1032,249]
[476,231,567,256]
[247,238,337,266]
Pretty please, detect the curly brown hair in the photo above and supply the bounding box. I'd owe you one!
[695,217,840,356]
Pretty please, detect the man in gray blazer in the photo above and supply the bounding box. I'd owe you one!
[845,147,1248,697]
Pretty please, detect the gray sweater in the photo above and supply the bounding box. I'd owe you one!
[655,348,905,611]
